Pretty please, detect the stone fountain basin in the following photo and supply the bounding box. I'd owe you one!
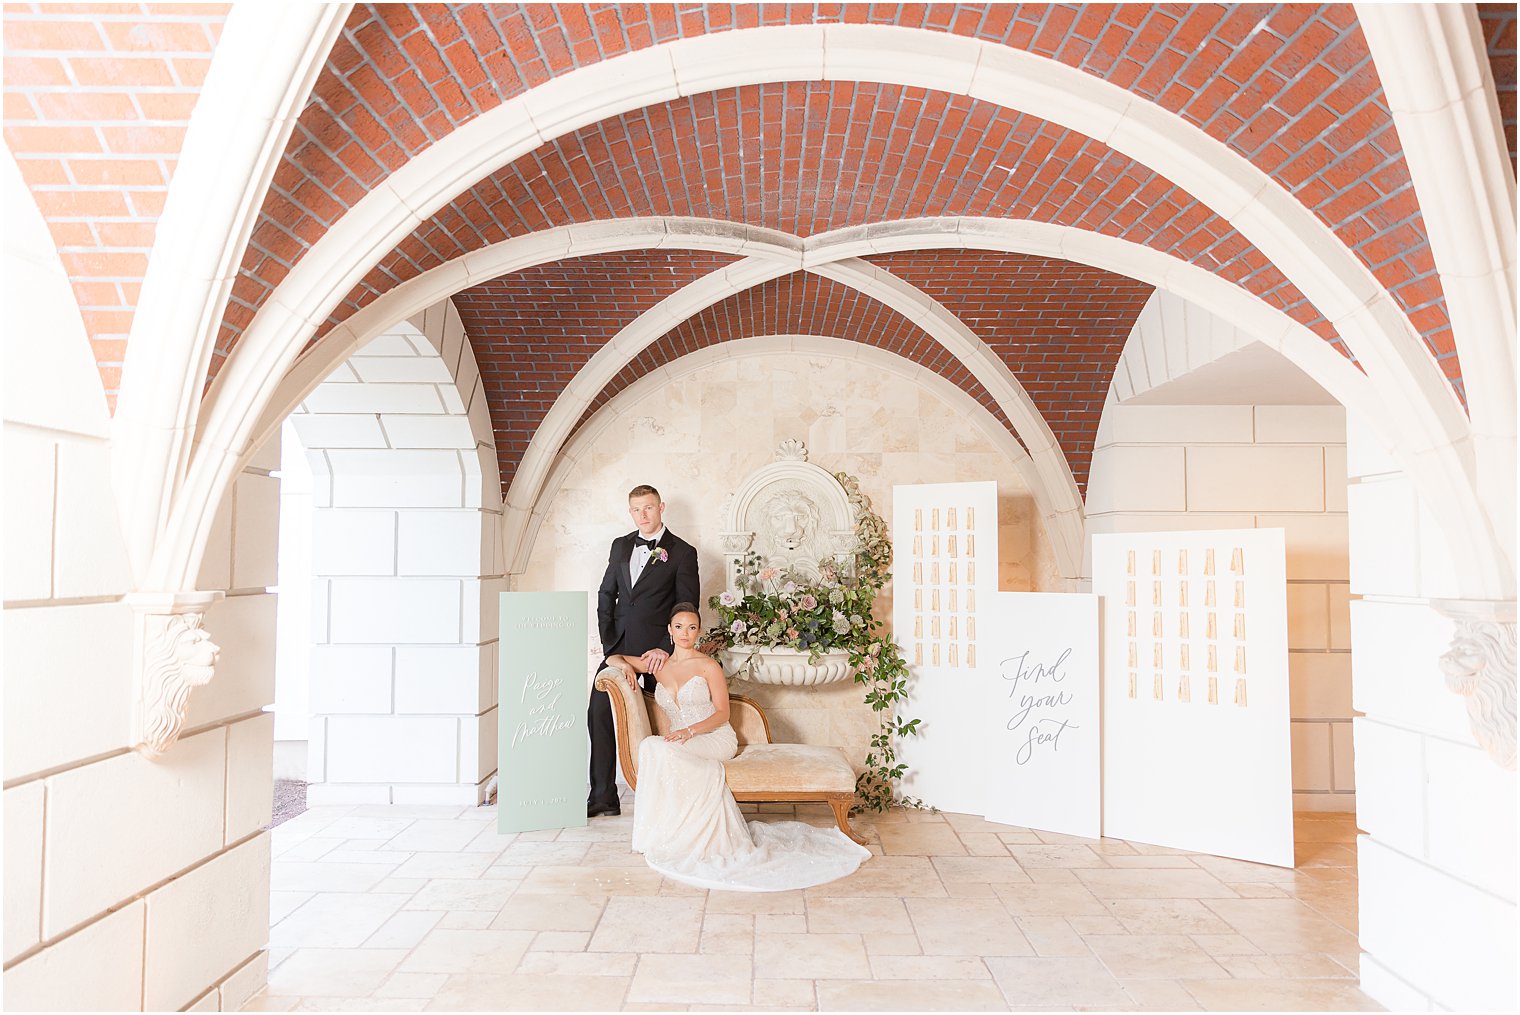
[719,646,854,686]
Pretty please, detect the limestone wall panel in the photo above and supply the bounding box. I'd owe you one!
[393,645,481,714]
[3,600,133,779]
[396,509,485,576]
[324,716,459,784]
[3,901,144,1011]
[142,833,271,1012]
[3,429,55,602]
[1358,836,1517,1011]
[311,508,397,576]
[231,471,281,590]
[43,728,225,936]
[327,577,461,644]
[52,439,134,599]
[327,449,466,508]
[1186,444,1327,513]
[3,781,44,962]
[225,713,275,845]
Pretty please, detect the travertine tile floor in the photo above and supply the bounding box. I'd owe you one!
[244,800,1378,1012]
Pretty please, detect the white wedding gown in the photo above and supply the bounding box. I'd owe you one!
[631,677,871,891]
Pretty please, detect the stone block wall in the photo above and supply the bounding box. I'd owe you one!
[4,161,277,1010]
[1343,417,1517,1011]
[4,435,278,1011]
[283,303,504,806]
[1084,401,1354,812]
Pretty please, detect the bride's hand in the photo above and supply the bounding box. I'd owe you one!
[611,661,638,691]
[663,726,694,743]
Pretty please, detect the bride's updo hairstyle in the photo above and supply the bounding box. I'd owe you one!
[670,602,701,623]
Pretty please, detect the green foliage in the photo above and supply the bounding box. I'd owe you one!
[705,471,922,813]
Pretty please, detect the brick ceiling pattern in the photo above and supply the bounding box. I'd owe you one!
[1479,3,1517,174]
[449,249,739,492]
[212,3,1455,394]
[865,250,1157,491]
[309,83,1318,355]
[1,2,229,407]
[573,269,1018,444]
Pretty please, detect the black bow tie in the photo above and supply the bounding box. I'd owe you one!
[637,537,659,551]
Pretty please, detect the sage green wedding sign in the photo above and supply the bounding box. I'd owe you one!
[498,591,589,833]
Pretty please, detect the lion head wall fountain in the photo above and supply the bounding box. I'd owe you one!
[715,439,860,685]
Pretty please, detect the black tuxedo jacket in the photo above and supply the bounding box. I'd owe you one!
[597,530,700,659]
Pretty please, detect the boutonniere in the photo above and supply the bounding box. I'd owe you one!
[652,547,670,564]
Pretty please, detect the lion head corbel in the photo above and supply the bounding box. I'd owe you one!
[1438,607,1517,770]
[130,592,223,758]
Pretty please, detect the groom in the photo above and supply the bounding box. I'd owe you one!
[587,484,700,817]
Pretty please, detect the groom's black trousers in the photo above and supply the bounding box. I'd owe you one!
[587,662,656,807]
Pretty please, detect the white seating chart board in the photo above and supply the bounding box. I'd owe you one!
[891,481,999,814]
[1093,529,1293,868]
[982,592,1100,839]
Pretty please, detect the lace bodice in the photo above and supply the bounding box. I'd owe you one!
[654,676,719,729]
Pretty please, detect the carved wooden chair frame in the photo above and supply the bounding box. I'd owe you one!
[594,674,865,845]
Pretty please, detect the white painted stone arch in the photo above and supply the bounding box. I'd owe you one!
[163,22,1502,609]
[1358,3,1517,573]
[112,3,351,579]
[503,252,1089,577]
[224,216,1422,587]
[230,220,1088,575]
[279,302,505,805]
[524,333,1042,585]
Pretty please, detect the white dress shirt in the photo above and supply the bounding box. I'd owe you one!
[629,526,666,585]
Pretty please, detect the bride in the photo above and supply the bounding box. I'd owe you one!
[605,603,872,891]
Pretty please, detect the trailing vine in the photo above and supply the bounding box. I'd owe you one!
[705,470,921,812]
[836,471,922,813]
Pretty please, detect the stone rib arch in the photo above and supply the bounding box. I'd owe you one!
[1111,289,1257,403]
[210,213,1505,598]
[111,4,351,580]
[522,334,1038,583]
[162,24,1496,602]
[524,256,1091,578]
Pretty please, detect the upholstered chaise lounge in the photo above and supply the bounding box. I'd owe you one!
[594,670,865,844]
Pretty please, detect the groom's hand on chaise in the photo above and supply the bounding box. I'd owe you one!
[639,648,669,673]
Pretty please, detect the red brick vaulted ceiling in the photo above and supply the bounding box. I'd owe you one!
[305,84,1342,367]
[1,3,230,408]
[450,249,739,493]
[866,250,1157,492]
[212,4,1457,398]
[564,269,1047,482]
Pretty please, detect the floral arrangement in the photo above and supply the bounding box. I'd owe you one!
[711,552,869,656]
[706,472,922,813]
